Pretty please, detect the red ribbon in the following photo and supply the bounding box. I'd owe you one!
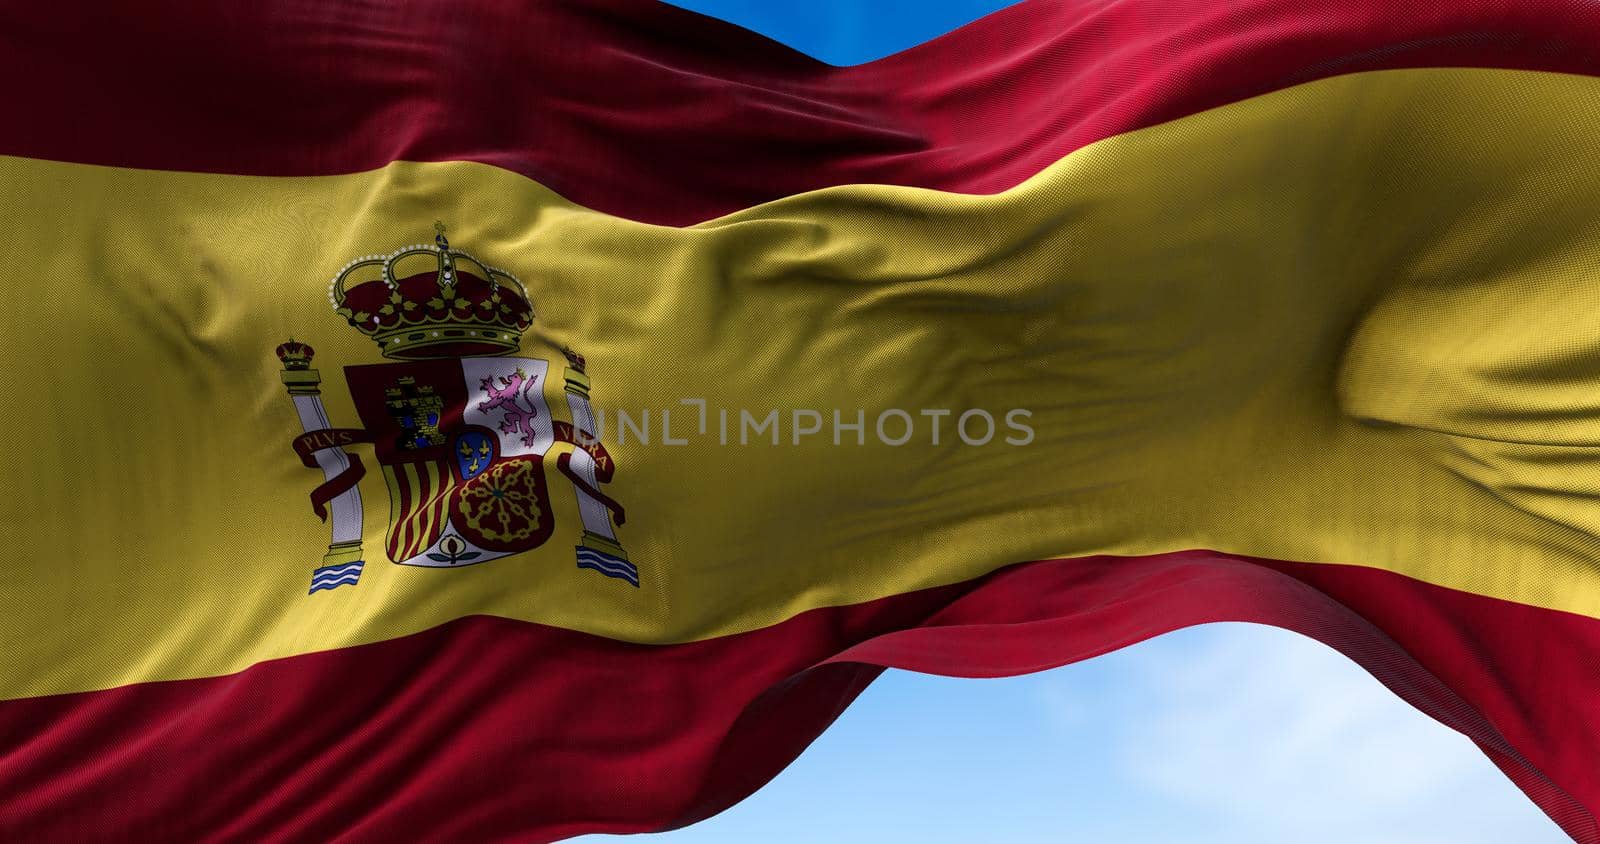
[308,454,367,522]
[292,426,618,523]
[293,429,374,521]
[553,421,615,482]
[557,452,626,526]
[293,428,373,465]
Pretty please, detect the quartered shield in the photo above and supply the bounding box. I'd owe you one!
[344,356,556,566]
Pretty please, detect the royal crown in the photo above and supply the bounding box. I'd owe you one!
[329,224,534,360]
[275,338,315,370]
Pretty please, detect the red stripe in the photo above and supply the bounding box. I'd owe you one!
[1,552,1595,842]
[385,465,414,563]
[384,461,450,562]
[3,0,1599,224]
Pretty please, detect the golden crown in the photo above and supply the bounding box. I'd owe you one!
[329,224,534,360]
[275,338,315,370]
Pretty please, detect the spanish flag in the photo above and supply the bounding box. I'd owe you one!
[4,0,1600,840]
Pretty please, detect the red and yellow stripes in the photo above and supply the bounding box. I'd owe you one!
[383,461,453,563]
[2,0,1598,223]
[9,67,1600,685]
[3,554,1598,841]
[5,1,1600,842]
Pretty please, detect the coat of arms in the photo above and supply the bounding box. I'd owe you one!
[275,224,634,594]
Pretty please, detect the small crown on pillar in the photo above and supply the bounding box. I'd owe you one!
[276,338,316,370]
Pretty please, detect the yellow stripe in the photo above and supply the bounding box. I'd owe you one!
[382,464,409,559]
[415,460,449,558]
[399,462,422,560]
[4,67,1600,699]
[412,462,433,559]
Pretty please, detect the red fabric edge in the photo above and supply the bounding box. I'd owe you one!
[1,551,1596,842]
[5,0,1600,224]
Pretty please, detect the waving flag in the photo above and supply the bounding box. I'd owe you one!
[3,1,1600,840]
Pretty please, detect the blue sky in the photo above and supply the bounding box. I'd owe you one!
[579,3,1568,842]
[577,625,1562,843]
[662,0,1019,65]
